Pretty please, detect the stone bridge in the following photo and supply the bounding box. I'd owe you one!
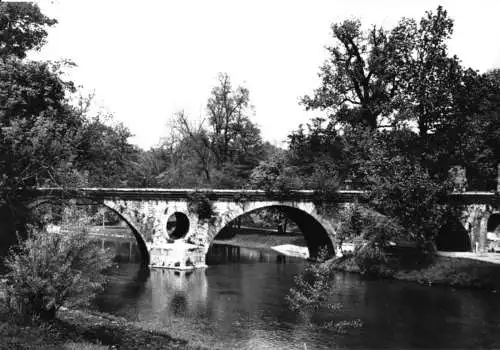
[31,188,500,269]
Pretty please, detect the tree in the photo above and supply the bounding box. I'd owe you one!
[73,113,139,187]
[248,149,303,193]
[160,73,266,188]
[388,6,463,137]
[302,20,394,130]
[360,130,452,248]
[0,58,83,203]
[302,6,467,138]
[206,73,252,168]
[0,2,56,59]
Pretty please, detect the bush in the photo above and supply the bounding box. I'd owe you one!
[353,243,390,276]
[336,204,403,275]
[361,132,452,250]
[187,192,216,220]
[286,249,363,331]
[3,222,113,320]
[286,249,335,314]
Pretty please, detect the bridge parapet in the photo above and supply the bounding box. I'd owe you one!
[31,187,500,205]
[31,187,367,202]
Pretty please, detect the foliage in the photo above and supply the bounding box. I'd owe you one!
[301,6,464,135]
[301,19,393,129]
[286,249,335,314]
[298,5,500,192]
[73,111,140,187]
[248,149,303,194]
[0,59,81,194]
[362,138,452,249]
[286,249,363,331]
[187,192,215,220]
[3,213,114,320]
[156,73,266,188]
[353,242,390,276]
[0,2,138,256]
[0,2,57,59]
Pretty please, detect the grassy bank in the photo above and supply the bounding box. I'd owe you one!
[0,305,211,349]
[329,254,500,290]
[213,230,306,249]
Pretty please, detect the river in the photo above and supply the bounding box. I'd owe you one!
[95,244,500,349]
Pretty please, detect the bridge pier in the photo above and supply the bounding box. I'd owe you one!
[149,241,207,269]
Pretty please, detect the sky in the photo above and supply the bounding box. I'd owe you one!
[30,0,500,149]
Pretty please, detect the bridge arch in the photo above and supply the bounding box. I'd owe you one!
[29,198,150,265]
[208,202,335,259]
[98,203,150,265]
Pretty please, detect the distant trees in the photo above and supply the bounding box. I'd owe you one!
[134,73,269,189]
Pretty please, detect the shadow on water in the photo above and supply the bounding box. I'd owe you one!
[206,244,294,265]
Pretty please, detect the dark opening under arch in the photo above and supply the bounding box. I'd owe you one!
[487,214,500,233]
[214,205,334,260]
[436,215,471,252]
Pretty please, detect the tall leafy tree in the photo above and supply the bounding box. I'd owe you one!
[389,6,462,137]
[302,20,394,129]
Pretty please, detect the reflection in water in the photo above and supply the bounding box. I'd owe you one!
[96,245,500,349]
[150,268,208,320]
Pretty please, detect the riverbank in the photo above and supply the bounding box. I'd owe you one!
[0,304,211,349]
[213,231,306,250]
[330,253,500,290]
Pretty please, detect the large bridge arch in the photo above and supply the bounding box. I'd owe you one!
[101,200,151,265]
[207,200,336,259]
[98,203,150,265]
[28,197,150,265]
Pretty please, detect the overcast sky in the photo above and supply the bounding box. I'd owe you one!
[32,0,500,149]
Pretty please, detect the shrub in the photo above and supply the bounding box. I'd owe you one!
[187,192,215,220]
[363,143,452,250]
[336,204,403,275]
[3,222,113,320]
[353,242,390,276]
[286,249,363,331]
[286,249,334,314]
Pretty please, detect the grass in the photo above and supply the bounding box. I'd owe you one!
[213,228,306,249]
[394,256,500,289]
[329,253,500,290]
[0,304,212,350]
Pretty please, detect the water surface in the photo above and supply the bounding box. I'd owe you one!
[96,244,500,349]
